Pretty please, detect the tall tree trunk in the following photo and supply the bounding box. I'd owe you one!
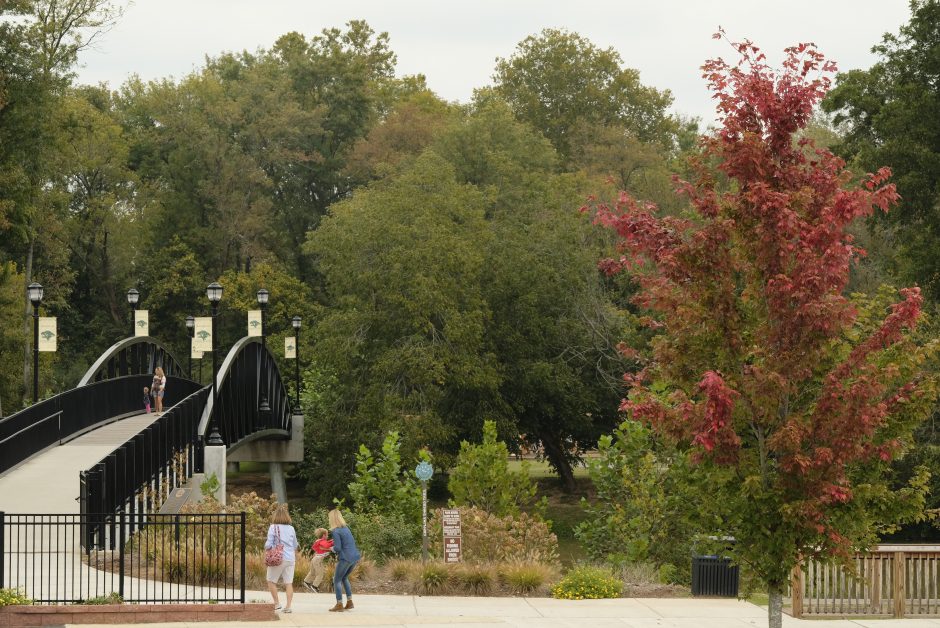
[768,583,783,628]
[539,431,577,492]
[22,236,34,405]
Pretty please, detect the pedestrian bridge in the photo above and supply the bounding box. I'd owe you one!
[0,334,302,540]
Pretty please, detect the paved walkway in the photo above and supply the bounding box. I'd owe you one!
[64,593,940,627]
[0,413,156,513]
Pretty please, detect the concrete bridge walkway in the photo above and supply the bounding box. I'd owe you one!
[0,413,159,513]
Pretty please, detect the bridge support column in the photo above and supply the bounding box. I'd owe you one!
[270,462,287,504]
[204,443,227,506]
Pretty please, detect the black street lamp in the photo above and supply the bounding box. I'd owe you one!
[126,287,139,336]
[185,315,195,379]
[206,282,223,445]
[291,316,301,410]
[256,289,271,424]
[27,283,43,403]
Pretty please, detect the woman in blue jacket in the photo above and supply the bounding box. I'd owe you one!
[327,508,361,612]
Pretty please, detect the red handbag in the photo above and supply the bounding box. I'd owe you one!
[264,525,284,566]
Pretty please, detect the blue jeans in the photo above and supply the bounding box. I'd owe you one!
[333,559,357,601]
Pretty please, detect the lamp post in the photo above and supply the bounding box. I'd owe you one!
[256,289,271,424]
[185,315,195,379]
[126,287,139,336]
[27,283,43,403]
[291,316,301,410]
[206,282,223,445]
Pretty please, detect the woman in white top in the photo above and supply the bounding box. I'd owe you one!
[153,366,167,413]
[264,504,300,613]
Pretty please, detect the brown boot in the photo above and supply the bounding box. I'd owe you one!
[345,599,354,610]
[329,602,345,612]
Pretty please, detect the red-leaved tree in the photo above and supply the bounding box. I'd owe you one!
[591,35,938,628]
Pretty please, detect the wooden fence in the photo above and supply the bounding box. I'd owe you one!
[790,545,940,618]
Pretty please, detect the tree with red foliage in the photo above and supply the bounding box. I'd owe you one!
[590,35,938,628]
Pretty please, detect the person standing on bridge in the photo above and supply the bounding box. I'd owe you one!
[265,504,299,613]
[328,508,360,612]
[153,366,166,413]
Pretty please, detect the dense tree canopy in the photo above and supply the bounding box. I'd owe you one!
[494,29,679,164]
[823,0,940,295]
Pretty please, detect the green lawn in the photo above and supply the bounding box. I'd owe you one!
[506,458,590,479]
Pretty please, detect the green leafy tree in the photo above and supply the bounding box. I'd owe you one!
[303,151,496,494]
[823,0,940,296]
[494,29,678,164]
[433,97,629,490]
[348,431,425,520]
[576,420,701,581]
[448,420,540,517]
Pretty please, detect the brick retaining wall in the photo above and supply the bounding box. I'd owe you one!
[0,602,276,625]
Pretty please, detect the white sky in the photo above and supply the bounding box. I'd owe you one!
[76,0,912,124]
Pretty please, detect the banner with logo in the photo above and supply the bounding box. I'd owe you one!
[134,310,149,337]
[193,317,213,352]
[285,337,296,359]
[248,310,262,337]
[38,317,57,352]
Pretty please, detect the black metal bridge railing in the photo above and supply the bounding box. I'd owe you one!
[80,386,210,548]
[0,376,201,477]
[0,512,245,604]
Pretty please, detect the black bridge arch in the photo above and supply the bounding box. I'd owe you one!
[199,336,293,448]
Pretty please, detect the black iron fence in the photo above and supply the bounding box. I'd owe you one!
[0,376,202,476]
[0,512,245,604]
[80,387,210,548]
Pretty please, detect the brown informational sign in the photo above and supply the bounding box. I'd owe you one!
[442,508,461,563]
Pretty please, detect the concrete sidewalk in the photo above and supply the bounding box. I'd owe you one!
[65,592,940,627]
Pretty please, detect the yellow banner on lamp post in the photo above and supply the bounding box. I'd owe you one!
[248,310,262,337]
[193,317,213,352]
[38,317,57,352]
[285,337,296,359]
[134,310,149,336]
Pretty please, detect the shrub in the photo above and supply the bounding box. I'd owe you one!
[498,562,557,595]
[0,588,31,607]
[448,420,540,516]
[428,506,558,563]
[293,508,421,563]
[387,558,421,582]
[551,565,623,600]
[413,562,451,595]
[79,593,123,605]
[348,431,426,521]
[452,563,497,595]
[181,490,278,550]
[575,421,699,583]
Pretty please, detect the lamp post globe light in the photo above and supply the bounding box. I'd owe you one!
[291,315,301,410]
[127,287,139,337]
[206,282,223,445]
[256,289,271,422]
[185,315,195,379]
[27,283,43,403]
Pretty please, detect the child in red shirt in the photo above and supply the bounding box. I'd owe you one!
[303,528,334,592]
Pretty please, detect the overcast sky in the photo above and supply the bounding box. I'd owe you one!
[75,0,912,124]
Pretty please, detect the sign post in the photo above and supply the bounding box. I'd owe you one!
[415,461,433,563]
[442,508,461,564]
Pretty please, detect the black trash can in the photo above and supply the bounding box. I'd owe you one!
[691,555,739,597]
